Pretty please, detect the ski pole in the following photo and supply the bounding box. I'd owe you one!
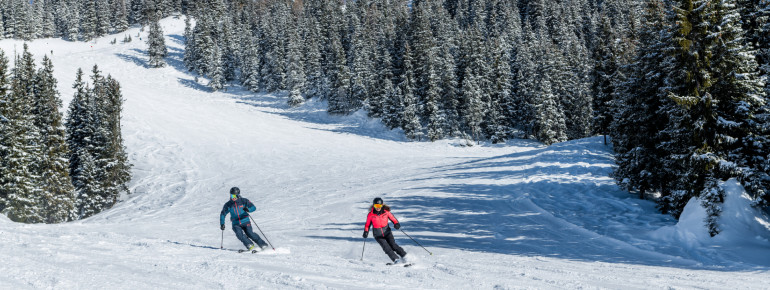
[361,237,367,261]
[247,213,275,251]
[221,229,224,249]
[400,229,432,255]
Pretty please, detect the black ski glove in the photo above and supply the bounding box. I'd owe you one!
[221,224,225,230]
[363,231,369,238]
[394,223,401,230]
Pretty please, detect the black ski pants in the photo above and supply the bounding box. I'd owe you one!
[233,223,268,249]
[375,229,406,262]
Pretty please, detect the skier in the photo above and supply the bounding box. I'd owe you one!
[363,197,407,264]
[220,187,268,252]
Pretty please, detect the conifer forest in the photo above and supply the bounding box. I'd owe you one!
[0,0,768,235]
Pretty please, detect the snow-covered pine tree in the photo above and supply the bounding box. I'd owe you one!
[592,14,620,142]
[518,25,567,145]
[660,0,766,235]
[1,45,43,223]
[547,11,593,141]
[191,15,214,76]
[425,46,445,142]
[327,35,351,115]
[129,0,144,25]
[488,38,512,144]
[460,27,488,143]
[72,147,101,218]
[611,0,669,200]
[96,0,111,37]
[32,55,76,223]
[182,16,195,71]
[208,45,224,91]
[65,1,81,41]
[303,16,324,100]
[66,66,130,219]
[147,13,167,68]
[81,0,98,40]
[66,69,96,212]
[366,26,393,118]
[348,24,371,113]
[402,82,423,141]
[94,74,131,213]
[462,66,484,144]
[240,34,261,92]
[287,26,306,107]
[142,0,158,27]
[111,0,129,33]
[434,8,461,137]
[220,19,239,82]
[382,81,403,130]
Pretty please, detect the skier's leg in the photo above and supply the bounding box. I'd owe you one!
[244,223,268,248]
[385,232,407,258]
[232,224,253,248]
[375,236,399,262]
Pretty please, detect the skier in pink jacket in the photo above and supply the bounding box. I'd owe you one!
[364,197,407,263]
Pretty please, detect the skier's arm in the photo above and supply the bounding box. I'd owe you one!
[364,213,373,231]
[245,199,256,213]
[220,203,229,225]
[388,211,400,226]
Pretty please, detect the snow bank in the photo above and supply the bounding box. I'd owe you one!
[650,178,770,266]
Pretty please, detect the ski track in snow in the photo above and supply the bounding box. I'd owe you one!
[1,18,769,289]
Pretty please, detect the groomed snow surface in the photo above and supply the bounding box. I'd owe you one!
[1,17,769,289]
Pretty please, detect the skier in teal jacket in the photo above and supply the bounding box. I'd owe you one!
[220,187,268,251]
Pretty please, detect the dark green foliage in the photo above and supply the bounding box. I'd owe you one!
[0,46,78,223]
[609,0,770,234]
[66,66,132,219]
[147,13,168,68]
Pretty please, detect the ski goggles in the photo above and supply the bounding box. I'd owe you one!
[231,194,238,200]
[373,204,383,209]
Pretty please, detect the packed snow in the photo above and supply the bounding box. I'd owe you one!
[1,17,769,289]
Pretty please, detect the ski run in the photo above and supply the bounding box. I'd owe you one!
[0,16,769,290]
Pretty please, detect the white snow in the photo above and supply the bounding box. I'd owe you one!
[0,17,769,289]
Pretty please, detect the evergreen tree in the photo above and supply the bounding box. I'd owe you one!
[182,16,195,71]
[303,17,324,100]
[287,27,306,107]
[488,38,512,143]
[611,0,669,200]
[147,13,167,68]
[462,66,484,143]
[240,34,261,92]
[208,45,224,91]
[66,68,95,217]
[32,55,76,223]
[1,45,43,223]
[66,66,131,219]
[593,14,620,141]
[402,83,423,141]
[327,35,351,114]
[660,0,766,235]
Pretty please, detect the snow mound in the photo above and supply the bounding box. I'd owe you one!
[650,178,770,266]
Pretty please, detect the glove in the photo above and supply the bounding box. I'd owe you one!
[394,223,401,230]
[220,224,225,230]
[363,231,369,238]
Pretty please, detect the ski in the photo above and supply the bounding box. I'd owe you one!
[237,249,260,253]
[385,263,414,267]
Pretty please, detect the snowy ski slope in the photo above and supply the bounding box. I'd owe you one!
[0,17,769,289]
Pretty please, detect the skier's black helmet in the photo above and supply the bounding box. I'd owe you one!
[230,187,240,196]
[373,197,383,205]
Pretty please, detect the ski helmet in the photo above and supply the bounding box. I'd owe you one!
[230,187,240,196]
[373,197,383,205]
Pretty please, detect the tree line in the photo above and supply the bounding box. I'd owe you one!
[0,45,131,223]
[179,0,769,234]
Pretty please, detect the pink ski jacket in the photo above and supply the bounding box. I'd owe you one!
[365,209,399,237]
